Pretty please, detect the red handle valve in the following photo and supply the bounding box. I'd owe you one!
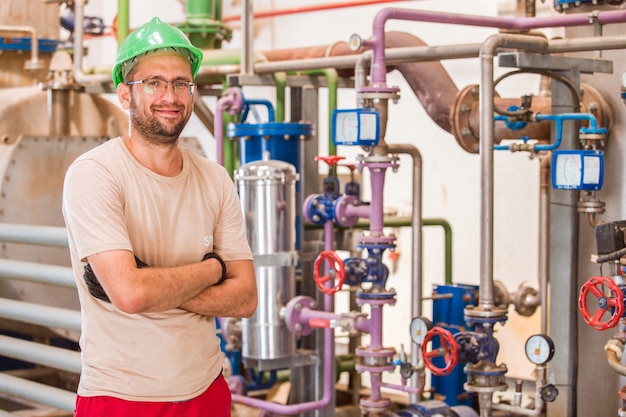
[579,275,624,330]
[313,250,346,295]
[421,327,458,376]
[315,155,345,168]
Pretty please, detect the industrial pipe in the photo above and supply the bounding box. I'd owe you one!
[0,25,42,71]
[0,373,75,413]
[0,334,81,374]
[0,298,81,332]
[0,259,74,288]
[388,143,422,403]
[0,223,67,246]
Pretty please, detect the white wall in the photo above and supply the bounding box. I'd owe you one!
[80,0,564,388]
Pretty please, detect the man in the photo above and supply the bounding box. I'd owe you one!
[62,16,257,417]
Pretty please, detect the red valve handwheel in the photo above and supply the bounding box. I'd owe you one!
[579,275,624,331]
[313,250,346,295]
[421,327,458,376]
[315,155,345,168]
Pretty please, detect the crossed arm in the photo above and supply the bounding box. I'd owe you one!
[87,249,257,317]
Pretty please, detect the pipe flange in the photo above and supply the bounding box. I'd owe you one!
[464,305,508,321]
[514,284,539,317]
[283,295,317,336]
[493,280,511,307]
[451,84,501,154]
[463,361,508,393]
[577,199,605,214]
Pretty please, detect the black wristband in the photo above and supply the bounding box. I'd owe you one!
[203,252,227,286]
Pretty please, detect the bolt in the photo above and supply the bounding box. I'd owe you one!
[462,128,471,136]
[294,324,302,331]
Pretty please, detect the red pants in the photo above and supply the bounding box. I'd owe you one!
[74,374,231,417]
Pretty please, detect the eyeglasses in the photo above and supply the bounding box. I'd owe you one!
[124,78,196,96]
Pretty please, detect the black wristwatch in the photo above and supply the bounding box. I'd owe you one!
[203,252,227,286]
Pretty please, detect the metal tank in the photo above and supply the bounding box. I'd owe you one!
[235,159,299,370]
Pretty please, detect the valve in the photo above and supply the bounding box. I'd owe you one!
[540,384,559,403]
[421,327,459,376]
[578,276,625,330]
[313,250,346,295]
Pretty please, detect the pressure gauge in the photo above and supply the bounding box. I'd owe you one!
[410,316,433,345]
[552,150,604,191]
[525,334,555,365]
[332,108,380,147]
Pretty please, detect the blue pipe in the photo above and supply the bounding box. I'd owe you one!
[241,99,276,123]
[494,112,605,152]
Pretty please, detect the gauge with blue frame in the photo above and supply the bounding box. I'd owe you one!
[552,149,604,190]
[332,108,380,147]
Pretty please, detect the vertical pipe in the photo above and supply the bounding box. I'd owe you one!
[48,90,71,136]
[116,0,130,46]
[73,0,85,76]
[539,152,550,334]
[187,0,215,20]
[478,39,496,310]
[241,0,254,74]
[388,144,422,402]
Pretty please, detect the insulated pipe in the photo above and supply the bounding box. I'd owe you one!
[0,259,74,288]
[367,8,626,88]
[0,298,81,332]
[0,373,75,413]
[0,334,81,374]
[388,143,422,402]
[0,223,67,246]
[477,34,548,311]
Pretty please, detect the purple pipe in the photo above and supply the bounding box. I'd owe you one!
[214,87,244,165]
[231,328,334,414]
[369,7,626,87]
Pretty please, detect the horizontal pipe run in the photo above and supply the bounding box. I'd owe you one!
[0,259,74,287]
[0,334,80,374]
[0,373,75,413]
[0,224,68,247]
[0,298,81,332]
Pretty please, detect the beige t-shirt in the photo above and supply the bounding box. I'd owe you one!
[62,137,252,401]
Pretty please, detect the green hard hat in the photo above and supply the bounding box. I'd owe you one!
[112,16,203,87]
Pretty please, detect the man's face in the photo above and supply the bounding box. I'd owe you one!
[123,53,195,146]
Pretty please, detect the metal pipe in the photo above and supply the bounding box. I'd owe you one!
[0,223,68,246]
[0,334,80,374]
[478,34,548,310]
[539,152,551,333]
[71,0,111,84]
[0,298,81,332]
[241,0,254,74]
[0,25,40,70]
[0,373,75,413]
[0,259,74,288]
[605,338,626,376]
[388,144,422,403]
[367,7,626,87]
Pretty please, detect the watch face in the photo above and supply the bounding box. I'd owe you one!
[525,334,555,365]
[410,317,432,345]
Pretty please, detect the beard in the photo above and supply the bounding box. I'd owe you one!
[129,98,190,146]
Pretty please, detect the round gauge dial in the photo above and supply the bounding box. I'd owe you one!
[410,316,432,345]
[525,334,555,365]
